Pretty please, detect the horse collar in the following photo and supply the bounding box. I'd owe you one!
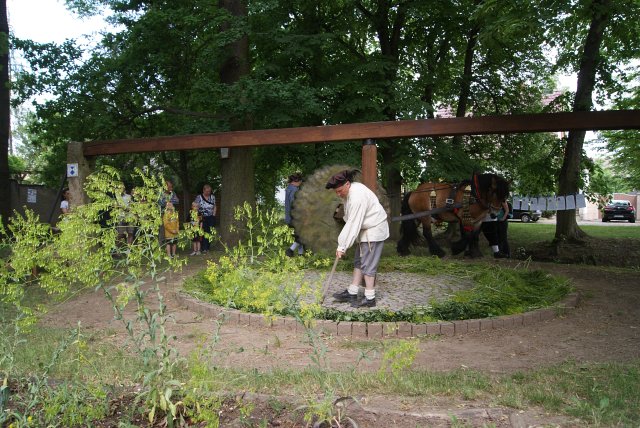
[471,173,488,209]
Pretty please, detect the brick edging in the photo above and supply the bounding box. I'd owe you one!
[171,291,580,339]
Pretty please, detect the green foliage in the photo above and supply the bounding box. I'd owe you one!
[378,340,419,379]
[199,202,331,321]
[0,165,199,425]
[600,75,640,191]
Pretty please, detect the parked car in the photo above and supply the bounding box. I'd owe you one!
[510,208,541,223]
[602,200,636,223]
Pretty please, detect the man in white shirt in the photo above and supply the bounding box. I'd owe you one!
[325,170,389,308]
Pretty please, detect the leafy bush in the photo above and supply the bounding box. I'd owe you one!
[196,202,332,322]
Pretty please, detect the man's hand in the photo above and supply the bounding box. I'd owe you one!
[336,250,345,259]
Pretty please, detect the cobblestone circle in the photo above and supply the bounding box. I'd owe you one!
[173,269,580,339]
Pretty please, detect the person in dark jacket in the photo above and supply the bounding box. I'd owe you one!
[284,173,304,257]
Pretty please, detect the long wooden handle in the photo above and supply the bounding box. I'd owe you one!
[320,256,340,305]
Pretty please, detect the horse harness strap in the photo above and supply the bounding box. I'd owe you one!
[460,185,475,230]
[445,185,457,208]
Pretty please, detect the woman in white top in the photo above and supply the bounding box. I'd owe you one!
[60,189,71,214]
[193,184,217,253]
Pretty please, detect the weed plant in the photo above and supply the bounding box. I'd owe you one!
[0,166,204,426]
[192,202,332,321]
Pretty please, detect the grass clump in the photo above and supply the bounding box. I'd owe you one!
[429,267,572,320]
[499,360,640,426]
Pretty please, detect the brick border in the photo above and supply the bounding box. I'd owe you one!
[171,291,580,339]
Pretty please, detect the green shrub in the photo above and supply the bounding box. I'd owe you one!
[199,202,332,322]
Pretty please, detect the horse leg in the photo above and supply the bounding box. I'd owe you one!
[397,192,417,256]
[397,218,419,256]
[451,223,470,255]
[422,224,446,258]
[467,229,483,258]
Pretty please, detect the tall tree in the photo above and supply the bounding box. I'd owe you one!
[218,0,255,246]
[549,0,640,240]
[0,0,10,226]
[602,77,640,190]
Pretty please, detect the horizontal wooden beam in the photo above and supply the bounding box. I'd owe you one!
[83,110,640,156]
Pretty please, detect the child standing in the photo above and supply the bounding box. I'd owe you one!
[163,201,180,258]
[189,201,203,256]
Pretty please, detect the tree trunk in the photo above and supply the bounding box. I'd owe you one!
[450,22,479,158]
[0,0,10,227]
[555,0,611,241]
[368,0,409,240]
[218,0,255,246]
[178,151,191,220]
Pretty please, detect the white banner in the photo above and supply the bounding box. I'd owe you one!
[565,194,576,210]
[512,196,521,210]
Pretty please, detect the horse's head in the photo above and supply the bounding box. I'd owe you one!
[488,175,510,212]
[475,173,510,213]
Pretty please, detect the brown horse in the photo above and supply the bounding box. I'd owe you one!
[396,173,510,258]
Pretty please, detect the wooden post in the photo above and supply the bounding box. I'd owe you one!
[362,138,377,192]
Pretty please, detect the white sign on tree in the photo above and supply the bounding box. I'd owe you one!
[67,163,79,178]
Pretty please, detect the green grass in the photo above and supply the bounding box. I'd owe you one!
[0,324,144,383]
[508,222,640,247]
[4,322,637,426]
[196,360,640,426]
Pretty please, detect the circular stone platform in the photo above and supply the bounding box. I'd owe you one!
[172,270,580,339]
[309,271,475,312]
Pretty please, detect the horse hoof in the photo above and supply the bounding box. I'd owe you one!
[451,242,466,255]
[431,249,446,258]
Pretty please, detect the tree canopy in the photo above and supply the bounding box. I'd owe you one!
[7,0,640,236]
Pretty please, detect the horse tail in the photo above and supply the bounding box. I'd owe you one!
[397,192,418,255]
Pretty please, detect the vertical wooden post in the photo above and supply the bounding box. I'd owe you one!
[362,138,377,192]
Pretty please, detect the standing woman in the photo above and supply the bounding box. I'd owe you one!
[60,188,71,214]
[194,184,217,254]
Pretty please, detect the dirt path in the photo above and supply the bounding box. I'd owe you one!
[41,257,640,426]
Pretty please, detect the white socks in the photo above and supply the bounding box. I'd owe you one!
[347,284,359,295]
[364,289,376,300]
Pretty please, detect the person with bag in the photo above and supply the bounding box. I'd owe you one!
[194,184,217,254]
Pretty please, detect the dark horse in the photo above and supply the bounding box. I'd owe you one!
[396,173,510,258]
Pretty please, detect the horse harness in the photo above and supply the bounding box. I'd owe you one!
[436,178,481,229]
[393,174,490,227]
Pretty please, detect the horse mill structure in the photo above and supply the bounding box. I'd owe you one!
[69,110,640,230]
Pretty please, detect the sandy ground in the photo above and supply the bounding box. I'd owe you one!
[41,256,640,427]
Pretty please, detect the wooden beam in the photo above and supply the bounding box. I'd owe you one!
[83,110,640,156]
